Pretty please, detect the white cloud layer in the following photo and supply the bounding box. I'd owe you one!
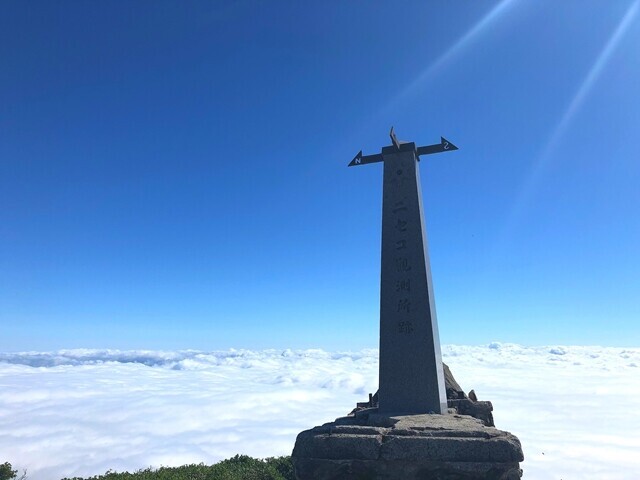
[1,344,639,479]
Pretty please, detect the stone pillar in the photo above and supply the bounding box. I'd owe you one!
[378,143,447,414]
[291,133,525,480]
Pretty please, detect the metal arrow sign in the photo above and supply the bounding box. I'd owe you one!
[348,150,383,167]
[416,137,458,157]
[348,128,458,167]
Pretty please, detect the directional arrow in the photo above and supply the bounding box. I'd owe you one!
[348,131,458,167]
[348,150,384,167]
[416,137,458,157]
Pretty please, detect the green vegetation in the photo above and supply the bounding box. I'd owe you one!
[0,463,25,480]
[0,463,17,480]
[1,456,294,480]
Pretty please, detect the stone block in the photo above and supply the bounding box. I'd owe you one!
[292,413,523,480]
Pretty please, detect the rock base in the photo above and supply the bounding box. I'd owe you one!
[292,412,523,480]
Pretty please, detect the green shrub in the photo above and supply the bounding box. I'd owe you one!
[0,463,17,480]
[59,455,294,480]
[0,463,25,480]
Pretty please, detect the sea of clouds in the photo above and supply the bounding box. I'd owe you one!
[1,344,639,479]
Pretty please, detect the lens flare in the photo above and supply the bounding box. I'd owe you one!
[502,0,638,236]
[353,0,520,140]
[397,0,519,102]
[542,0,639,166]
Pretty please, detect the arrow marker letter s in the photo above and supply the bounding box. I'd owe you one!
[441,137,457,151]
[415,137,459,157]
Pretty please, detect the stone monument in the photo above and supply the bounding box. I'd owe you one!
[291,129,524,479]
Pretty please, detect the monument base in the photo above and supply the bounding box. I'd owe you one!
[292,412,523,480]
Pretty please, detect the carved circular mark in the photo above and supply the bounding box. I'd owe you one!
[396,169,403,175]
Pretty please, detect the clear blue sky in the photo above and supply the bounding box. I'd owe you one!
[1,1,639,351]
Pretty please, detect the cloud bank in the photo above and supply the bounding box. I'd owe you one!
[1,344,639,479]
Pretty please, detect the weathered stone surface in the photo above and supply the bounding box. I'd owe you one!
[292,413,523,480]
[444,363,465,399]
[353,363,496,427]
[448,398,494,428]
[293,458,522,480]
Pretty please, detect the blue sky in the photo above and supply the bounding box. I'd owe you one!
[1,0,639,351]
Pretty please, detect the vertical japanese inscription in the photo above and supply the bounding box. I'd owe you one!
[388,166,414,336]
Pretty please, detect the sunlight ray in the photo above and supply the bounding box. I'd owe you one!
[500,0,639,238]
[541,0,639,163]
[393,0,519,105]
[352,0,521,142]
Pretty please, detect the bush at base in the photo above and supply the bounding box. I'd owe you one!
[75,455,295,480]
[0,463,17,480]
[1,456,294,480]
[0,463,25,480]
